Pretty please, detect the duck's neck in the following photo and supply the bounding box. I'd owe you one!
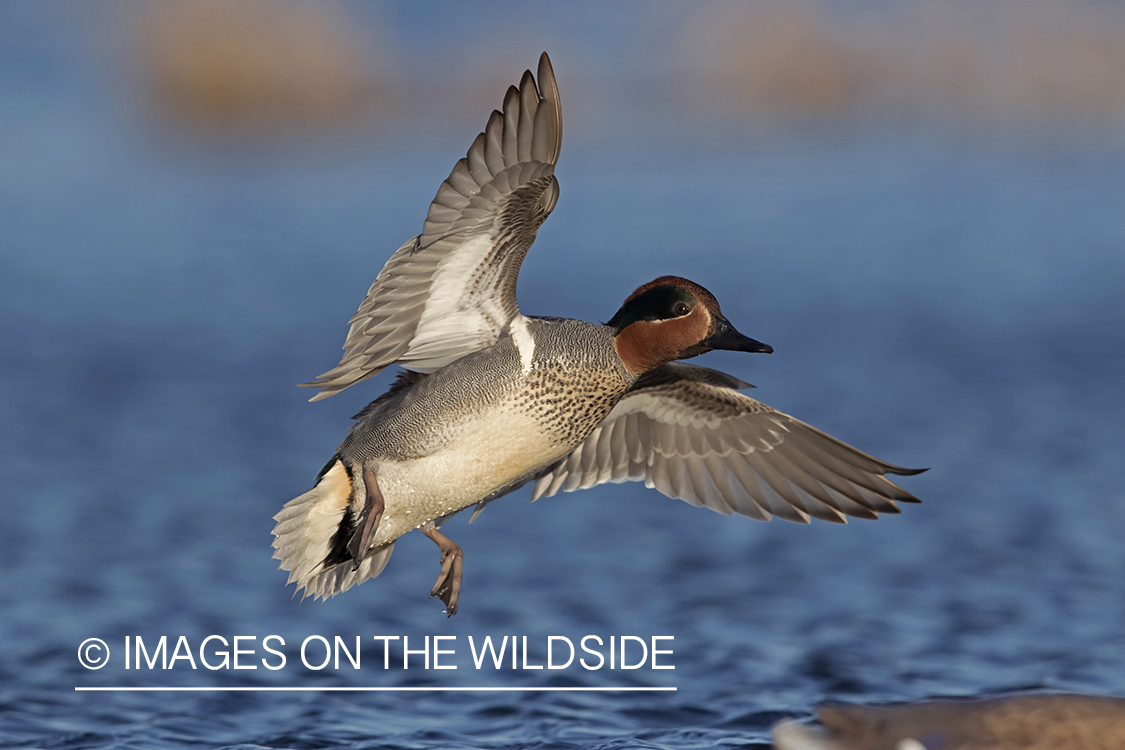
[614,321,667,376]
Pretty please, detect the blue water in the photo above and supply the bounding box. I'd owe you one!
[3,7,1125,750]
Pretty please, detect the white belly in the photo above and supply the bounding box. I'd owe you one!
[368,404,566,546]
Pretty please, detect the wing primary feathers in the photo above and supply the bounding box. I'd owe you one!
[300,53,564,400]
[531,363,922,525]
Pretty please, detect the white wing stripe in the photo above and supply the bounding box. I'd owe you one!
[509,315,536,375]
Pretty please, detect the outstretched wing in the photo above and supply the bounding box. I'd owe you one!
[531,363,924,523]
[302,53,563,400]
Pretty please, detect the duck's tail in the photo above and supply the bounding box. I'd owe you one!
[271,457,394,600]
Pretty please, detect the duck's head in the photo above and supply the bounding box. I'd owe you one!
[608,276,773,375]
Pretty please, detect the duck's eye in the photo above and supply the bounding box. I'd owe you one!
[673,302,691,316]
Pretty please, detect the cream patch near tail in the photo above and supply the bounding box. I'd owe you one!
[271,458,395,600]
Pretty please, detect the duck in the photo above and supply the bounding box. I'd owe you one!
[271,53,923,616]
[772,693,1125,750]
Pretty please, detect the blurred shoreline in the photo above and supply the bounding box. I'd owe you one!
[75,0,1125,148]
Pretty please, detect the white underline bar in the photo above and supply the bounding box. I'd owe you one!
[75,686,676,692]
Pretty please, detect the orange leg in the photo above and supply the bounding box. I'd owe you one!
[422,523,463,617]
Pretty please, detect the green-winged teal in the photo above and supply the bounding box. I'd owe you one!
[272,53,923,615]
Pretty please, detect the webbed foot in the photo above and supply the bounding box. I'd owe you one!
[422,524,463,617]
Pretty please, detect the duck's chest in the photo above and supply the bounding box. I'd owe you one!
[341,321,634,540]
[351,322,631,458]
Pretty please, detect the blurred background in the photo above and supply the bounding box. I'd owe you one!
[2,2,1123,748]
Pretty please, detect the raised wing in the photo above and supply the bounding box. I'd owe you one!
[302,53,563,400]
[531,364,924,523]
